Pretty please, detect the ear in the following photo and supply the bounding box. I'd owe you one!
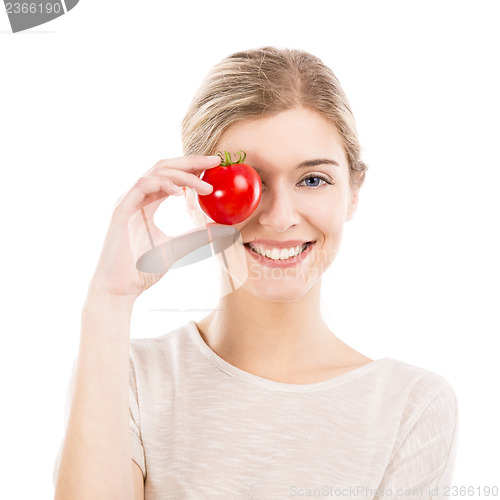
[345,173,362,222]
[345,188,359,221]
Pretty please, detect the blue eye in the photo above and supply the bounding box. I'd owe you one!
[260,174,334,191]
[299,175,334,188]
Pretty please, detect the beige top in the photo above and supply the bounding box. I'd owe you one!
[53,320,459,499]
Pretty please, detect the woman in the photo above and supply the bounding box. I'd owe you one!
[53,47,458,499]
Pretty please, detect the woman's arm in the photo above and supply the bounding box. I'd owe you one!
[52,155,220,499]
[53,292,136,500]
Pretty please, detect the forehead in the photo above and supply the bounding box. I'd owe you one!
[217,107,348,171]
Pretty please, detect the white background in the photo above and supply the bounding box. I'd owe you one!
[1,0,499,496]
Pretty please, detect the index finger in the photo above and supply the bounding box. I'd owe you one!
[147,155,221,176]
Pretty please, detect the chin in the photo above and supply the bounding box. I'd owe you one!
[244,278,315,303]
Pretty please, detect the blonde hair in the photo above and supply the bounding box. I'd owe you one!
[181,46,368,191]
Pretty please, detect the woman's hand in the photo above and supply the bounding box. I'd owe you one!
[86,155,221,302]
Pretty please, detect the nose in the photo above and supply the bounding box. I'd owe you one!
[256,183,301,232]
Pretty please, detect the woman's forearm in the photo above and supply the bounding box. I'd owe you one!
[54,292,136,500]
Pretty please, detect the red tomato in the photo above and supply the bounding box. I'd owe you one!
[198,151,262,225]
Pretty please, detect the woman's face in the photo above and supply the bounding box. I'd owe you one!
[212,106,360,302]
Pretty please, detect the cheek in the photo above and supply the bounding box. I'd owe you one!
[310,201,345,233]
[231,221,247,235]
[230,191,348,236]
[306,201,346,265]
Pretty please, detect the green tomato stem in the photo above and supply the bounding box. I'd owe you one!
[217,150,247,166]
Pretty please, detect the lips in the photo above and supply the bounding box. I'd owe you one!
[244,241,315,268]
[243,241,315,260]
[243,240,315,257]
[243,239,314,248]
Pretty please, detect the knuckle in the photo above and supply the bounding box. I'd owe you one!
[153,159,167,168]
[146,161,166,176]
[151,164,165,174]
[152,163,177,177]
[134,176,148,188]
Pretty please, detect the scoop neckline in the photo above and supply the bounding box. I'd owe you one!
[186,320,391,393]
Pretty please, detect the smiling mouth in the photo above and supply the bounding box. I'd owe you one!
[243,241,315,261]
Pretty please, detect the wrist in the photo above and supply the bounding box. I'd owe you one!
[83,289,137,312]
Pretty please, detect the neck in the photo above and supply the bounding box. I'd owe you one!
[195,277,339,379]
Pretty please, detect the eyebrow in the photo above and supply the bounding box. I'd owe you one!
[252,158,340,175]
[296,158,340,169]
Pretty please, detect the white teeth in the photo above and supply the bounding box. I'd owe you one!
[248,243,308,260]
